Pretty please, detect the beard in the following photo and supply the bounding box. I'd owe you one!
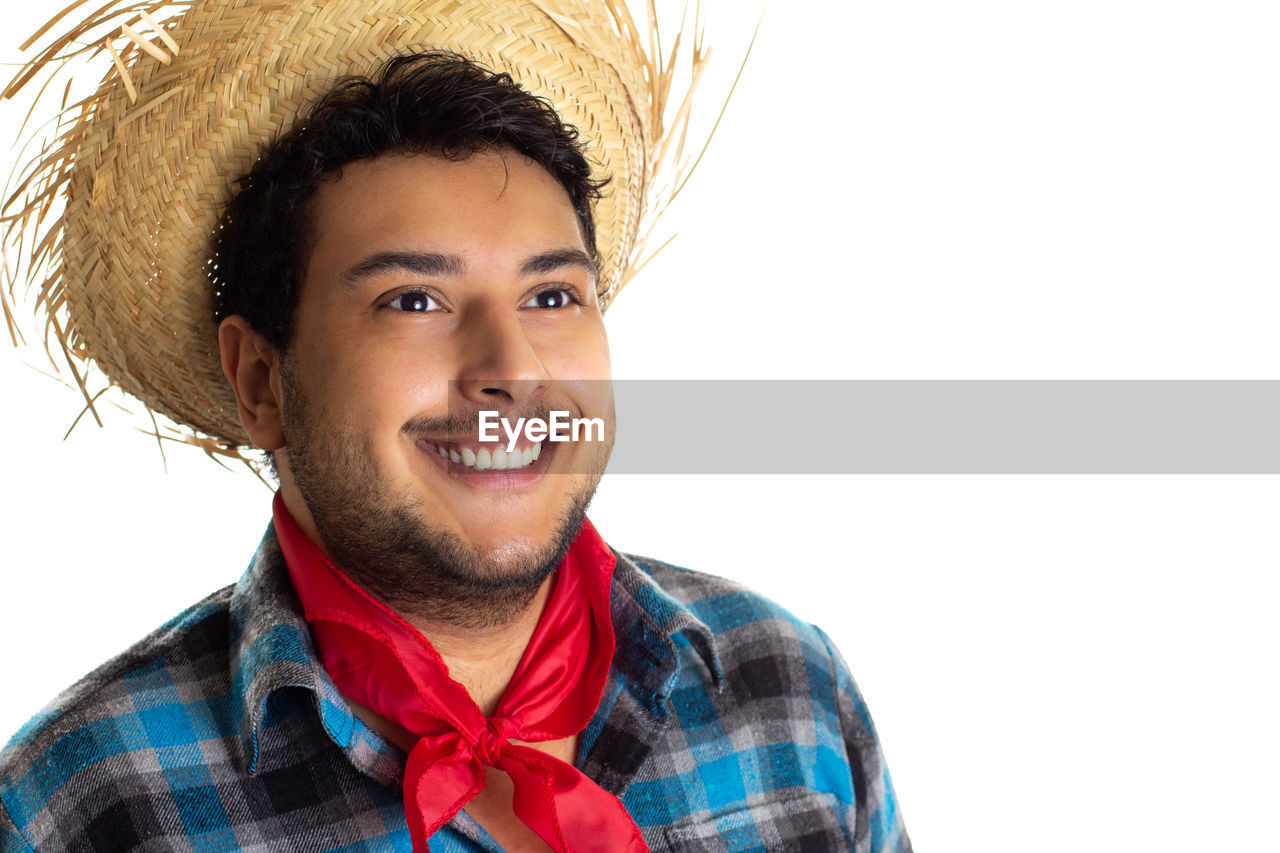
[277,367,606,630]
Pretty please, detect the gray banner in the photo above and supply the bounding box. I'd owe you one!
[443,380,1280,474]
[602,380,1280,474]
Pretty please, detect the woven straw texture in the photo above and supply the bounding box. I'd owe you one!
[4,0,709,453]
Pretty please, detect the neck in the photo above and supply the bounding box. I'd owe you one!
[344,576,554,752]
[406,577,554,715]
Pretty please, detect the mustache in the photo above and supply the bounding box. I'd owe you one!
[401,403,560,439]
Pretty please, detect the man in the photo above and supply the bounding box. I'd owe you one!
[1,2,909,851]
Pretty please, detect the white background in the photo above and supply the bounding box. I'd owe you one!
[3,1,1279,851]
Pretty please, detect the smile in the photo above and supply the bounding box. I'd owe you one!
[418,440,543,470]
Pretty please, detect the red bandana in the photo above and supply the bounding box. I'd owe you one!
[272,494,648,852]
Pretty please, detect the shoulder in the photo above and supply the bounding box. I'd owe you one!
[2,586,236,758]
[618,551,841,669]
[614,550,851,732]
[0,587,236,837]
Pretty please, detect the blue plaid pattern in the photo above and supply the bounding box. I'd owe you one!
[1,524,910,852]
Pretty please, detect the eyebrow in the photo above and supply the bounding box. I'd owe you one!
[518,249,598,281]
[340,251,463,286]
[338,247,597,287]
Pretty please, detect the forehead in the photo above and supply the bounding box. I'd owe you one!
[306,149,586,259]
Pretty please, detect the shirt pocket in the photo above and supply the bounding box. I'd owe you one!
[661,789,853,852]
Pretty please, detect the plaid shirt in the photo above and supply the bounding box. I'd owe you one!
[1,524,910,852]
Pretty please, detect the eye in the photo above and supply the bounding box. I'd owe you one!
[523,288,576,309]
[387,290,441,312]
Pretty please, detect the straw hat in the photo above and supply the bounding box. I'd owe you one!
[2,0,712,455]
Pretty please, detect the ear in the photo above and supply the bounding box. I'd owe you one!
[218,316,286,451]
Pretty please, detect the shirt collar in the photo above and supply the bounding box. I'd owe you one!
[227,523,375,776]
[227,517,723,773]
[608,552,724,710]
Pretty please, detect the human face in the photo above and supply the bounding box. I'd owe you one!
[274,150,614,620]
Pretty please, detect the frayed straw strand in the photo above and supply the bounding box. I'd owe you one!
[1,241,26,347]
[19,0,103,52]
[48,313,103,427]
[62,384,110,439]
[145,406,168,473]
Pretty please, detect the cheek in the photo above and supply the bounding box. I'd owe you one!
[312,331,453,420]
[550,326,615,440]
[546,320,612,380]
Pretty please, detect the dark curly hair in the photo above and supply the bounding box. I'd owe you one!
[211,51,607,351]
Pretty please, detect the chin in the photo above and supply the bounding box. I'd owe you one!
[455,520,558,559]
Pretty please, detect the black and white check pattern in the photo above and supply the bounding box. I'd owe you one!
[1,524,910,852]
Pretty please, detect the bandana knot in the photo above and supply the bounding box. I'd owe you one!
[473,720,508,767]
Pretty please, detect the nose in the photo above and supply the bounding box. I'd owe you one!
[454,304,550,408]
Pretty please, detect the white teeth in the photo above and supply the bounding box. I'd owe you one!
[427,441,543,470]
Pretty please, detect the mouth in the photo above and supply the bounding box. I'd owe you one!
[418,439,544,471]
